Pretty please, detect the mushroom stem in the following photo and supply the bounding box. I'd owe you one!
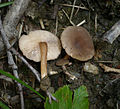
[63,54,70,59]
[39,42,48,79]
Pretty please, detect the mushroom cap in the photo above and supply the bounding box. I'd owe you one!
[56,59,70,66]
[19,30,61,62]
[61,26,94,61]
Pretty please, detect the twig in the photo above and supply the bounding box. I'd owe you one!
[46,91,57,104]
[0,17,40,82]
[95,61,118,63]
[55,16,58,35]
[3,0,31,39]
[62,9,86,27]
[74,3,86,16]
[7,52,24,109]
[0,16,24,109]
[99,63,120,73]
[62,65,77,80]
[77,20,86,26]
[103,20,120,44]
[15,21,24,63]
[50,0,54,4]
[0,0,31,56]
[62,9,75,26]
[10,48,41,82]
[99,78,120,97]
[52,4,59,19]
[70,0,77,21]
[59,4,88,10]
[95,14,97,33]
[116,101,119,109]
[40,19,45,29]
[0,16,41,108]
[18,21,24,39]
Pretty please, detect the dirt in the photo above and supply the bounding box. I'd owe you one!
[1,0,120,109]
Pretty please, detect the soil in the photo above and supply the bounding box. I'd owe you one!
[0,0,120,109]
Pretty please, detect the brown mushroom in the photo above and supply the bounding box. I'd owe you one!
[61,26,94,61]
[56,55,77,80]
[19,30,61,81]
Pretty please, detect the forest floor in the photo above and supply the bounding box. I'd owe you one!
[0,0,120,109]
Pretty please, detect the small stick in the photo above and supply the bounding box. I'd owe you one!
[40,19,45,29]
[3,0,31,39]
[7,52,24,109]
[18,21,24,39]
[95,14,98,33]
[50,0,53,4]
[0,16,25,109]
[62,9,75,26]
[95,61,118,63]
[46,91,57,104]
[59,4,88,10]
[74,3,86,15]
[103,20,120,44]
[99,78,120,97]
[99,63,120,73]
[53,4,59,19]
[62,9,86,27]
[55,16,58,35]
[77,20,86,26]
[15,21,24,63]
[10,48,41,82]
[74,4,81,16]
[62,66,77,80]
[0,18,40,82]
[70,0,77,21]
[116,101,118,109]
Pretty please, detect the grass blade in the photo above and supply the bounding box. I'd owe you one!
[0,69,45,100]
[0,1,13,8]
[0,101,9,109]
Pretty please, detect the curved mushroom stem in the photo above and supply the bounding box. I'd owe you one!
[39,42,57,103]
[39,42,48,79]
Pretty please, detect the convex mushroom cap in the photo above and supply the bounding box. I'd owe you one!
[61,26,94,61]
[19,30,61,62]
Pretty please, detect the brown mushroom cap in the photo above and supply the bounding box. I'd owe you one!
[61,26,94,61]
[19,30,61,62]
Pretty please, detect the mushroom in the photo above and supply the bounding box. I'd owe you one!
[61,26,94,61]
[56,56,77,80]
[59,26,94,80]
[19,30,61,92]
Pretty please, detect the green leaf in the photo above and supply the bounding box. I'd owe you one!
[45,85,89,109]
[0,1,13,8]
[44,85,72,109]
[0,101,9,109]
[72,85,89,109]
[0,69,45,100]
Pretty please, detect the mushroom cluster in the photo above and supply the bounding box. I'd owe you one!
[19,26,95,91]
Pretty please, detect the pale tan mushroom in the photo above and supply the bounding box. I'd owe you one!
[61,26,94,61]
[19,30,61,80]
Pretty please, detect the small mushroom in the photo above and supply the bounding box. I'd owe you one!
[56,55,77,80]
[19,30,61,90]
[61,26,95,61]
[56,58,70,66]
